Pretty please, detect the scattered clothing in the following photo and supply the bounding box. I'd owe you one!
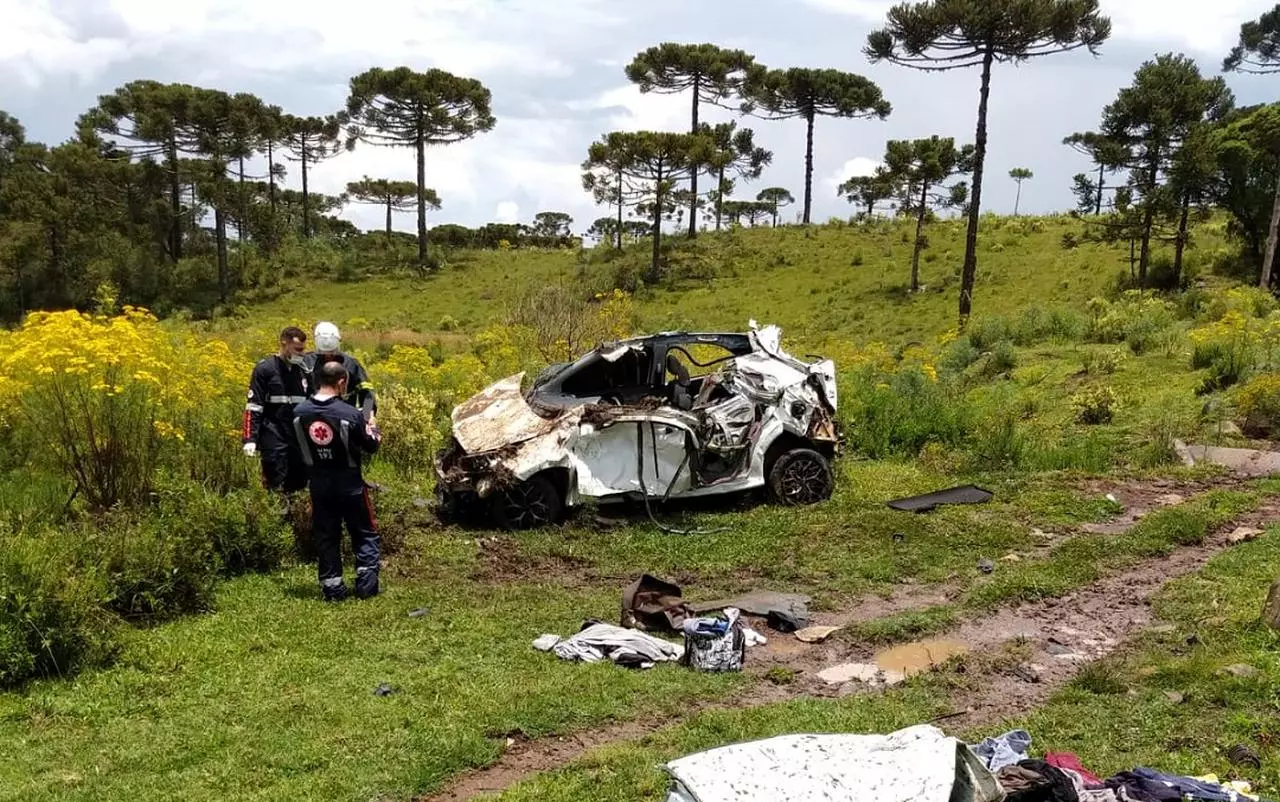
[1046,753,1103,786]
[999,759,1079,802]
[1195,776,1259,802]
[531,634,561,652]
[972,729,1033,772]
[1058,767,1120,802]
[621,574,691,633]
[543,621,683,669]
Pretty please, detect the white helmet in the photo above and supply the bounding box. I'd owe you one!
[314,321,341,354]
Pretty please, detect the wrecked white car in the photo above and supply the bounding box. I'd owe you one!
[434,322,840,530]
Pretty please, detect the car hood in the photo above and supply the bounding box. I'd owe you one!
[451,373,576,454]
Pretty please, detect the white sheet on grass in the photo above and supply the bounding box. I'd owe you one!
[663,724,1005,802]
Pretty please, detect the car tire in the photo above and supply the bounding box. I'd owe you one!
[767,448,834,506]
[489,475,564,531]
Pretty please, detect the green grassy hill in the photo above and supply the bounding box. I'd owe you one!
[233,214,1231,350]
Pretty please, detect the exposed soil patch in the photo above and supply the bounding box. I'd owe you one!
[469,536,599,587]
[421,496,1278,801]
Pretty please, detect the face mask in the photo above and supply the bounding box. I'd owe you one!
[288,354,305,366]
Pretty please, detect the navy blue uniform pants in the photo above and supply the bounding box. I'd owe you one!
[311,484,381,598]
[261,429,308,493]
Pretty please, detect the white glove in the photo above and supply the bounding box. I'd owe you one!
[243,442,257,457]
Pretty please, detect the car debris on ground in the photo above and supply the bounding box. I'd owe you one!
[663,724,1270,802]
[435,322,840,530]
[887,484,994,513]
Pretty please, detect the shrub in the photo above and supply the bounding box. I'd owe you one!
[842,365,969,459]
[1085,293,1178,347]
[976,341,1019,379]
[940,338,981,374]
[1072,385,1119,425]
[1189,311,1268,392]
[507,285,637,362]
[97,513,219,621]
[1082,348,1124,376]
[374,387,443,479]
[1012,307,1084,346]
[1235,373,1280,438]
[0,528,116,687]
[967,400,1026,470]
[0,308,251,509]
[967,317,1013,350]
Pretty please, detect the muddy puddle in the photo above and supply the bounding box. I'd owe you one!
[873,638,970,677]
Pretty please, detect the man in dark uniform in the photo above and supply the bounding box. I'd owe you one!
[293,360,383,602]
[243,326,311,493]
[308,321,377,423]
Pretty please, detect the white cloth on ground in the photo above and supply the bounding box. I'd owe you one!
[547,622,683,667]
[664,723,1004,802]
[532,634,561,652]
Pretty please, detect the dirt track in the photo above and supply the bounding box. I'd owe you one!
[421,482,1277,802]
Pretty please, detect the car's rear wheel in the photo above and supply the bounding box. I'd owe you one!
[767,448,834,506]
[490,475,564,530]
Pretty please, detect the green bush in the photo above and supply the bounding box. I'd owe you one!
[1234,373,1280,438]
[966,401,1026,470]
[843,367,971,459]
[96,509,220,621]
[967,317,1013,350]
[1009,307,1084,346]
[1082,348,1124,376]
[940,338,981,374]
[973,341,1019,379]
[0,528,116,687]
[1072,385,1119,425]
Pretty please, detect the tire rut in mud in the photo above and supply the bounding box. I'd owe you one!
[420,491,1277,802]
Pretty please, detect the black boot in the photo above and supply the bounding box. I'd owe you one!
[322,582,349,603]
[355,568,380,599]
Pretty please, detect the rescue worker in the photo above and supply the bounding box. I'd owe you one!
[243,326,311,493]
[307,322,377,423]
[293,360,383,601]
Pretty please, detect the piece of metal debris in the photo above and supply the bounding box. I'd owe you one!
[767,609,808,633]
[978,558,995,575]
[887,485,993,513]
[373,683,398,697]
[408,608,430,618]
[1228,526,1265,545]
[794,626,841,644]
[689,591,810,618]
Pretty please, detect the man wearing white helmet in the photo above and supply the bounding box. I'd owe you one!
[307,322,377,422]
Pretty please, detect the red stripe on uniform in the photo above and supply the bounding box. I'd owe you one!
[363,487,379,529]
[242,409,252,441]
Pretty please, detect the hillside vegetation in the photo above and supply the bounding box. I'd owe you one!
[230,214,1232,350]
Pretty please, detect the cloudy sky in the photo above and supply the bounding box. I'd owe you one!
[2,0,1278,234]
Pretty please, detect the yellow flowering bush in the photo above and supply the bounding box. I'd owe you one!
[1234,372,1280,437]
[1188,310,1280,391]
[0,308,250,508]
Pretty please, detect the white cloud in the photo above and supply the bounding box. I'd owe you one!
[1,0,613,84]
[826,156,881,191]
[495,201,519,223]
[798,0,1273,54]
[585,84,690,132]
